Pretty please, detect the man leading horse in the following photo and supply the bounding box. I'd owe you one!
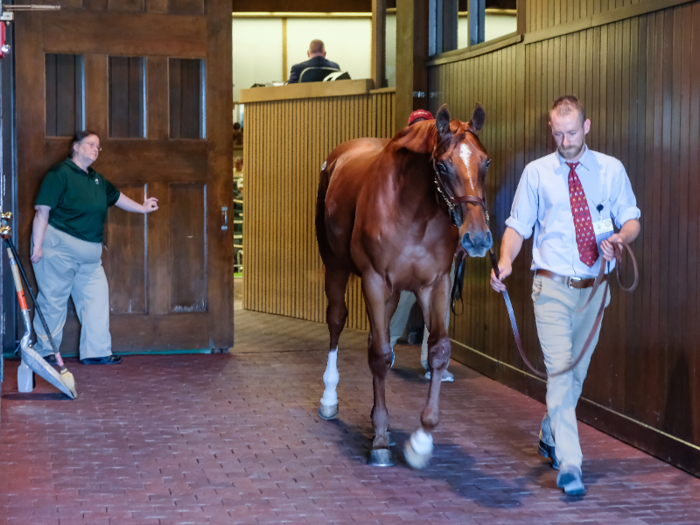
[490,95,641,495]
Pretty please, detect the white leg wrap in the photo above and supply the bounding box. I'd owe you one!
[320,348,339,407]
[410,428,434,456]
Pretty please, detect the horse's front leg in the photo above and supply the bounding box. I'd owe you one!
[405,273,451,469]
[362,270,395,466]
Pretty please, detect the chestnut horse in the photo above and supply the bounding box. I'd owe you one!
[315,105,493,468]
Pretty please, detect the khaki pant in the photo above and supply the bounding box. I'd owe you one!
[32,224,112,360]
[533,274,610,469]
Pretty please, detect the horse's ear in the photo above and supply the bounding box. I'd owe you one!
[436,104,451,139]
[469,103,486,133]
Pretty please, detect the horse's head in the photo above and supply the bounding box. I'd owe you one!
[431,104,493,258]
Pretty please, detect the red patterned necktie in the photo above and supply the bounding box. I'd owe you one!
[567,162,599,267]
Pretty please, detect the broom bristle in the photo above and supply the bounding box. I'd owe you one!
[60,369,78,398]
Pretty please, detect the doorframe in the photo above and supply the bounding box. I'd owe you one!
[1,20,16,372]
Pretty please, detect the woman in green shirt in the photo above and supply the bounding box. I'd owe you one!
[30,130,159,365]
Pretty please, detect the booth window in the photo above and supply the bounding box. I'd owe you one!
[169,58,206,140]
[432,0,517,55]
[45,54,84,137]
[109,56,146,138]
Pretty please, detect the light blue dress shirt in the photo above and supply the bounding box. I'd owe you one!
[505,146,641,278]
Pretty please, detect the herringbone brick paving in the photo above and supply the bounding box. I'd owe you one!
[1,284,699,524]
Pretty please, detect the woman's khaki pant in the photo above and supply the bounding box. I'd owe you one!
[31,224,112,360]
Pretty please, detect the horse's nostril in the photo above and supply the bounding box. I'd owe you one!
[462,231,493,249]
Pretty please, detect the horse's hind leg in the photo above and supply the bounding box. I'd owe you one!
[405,274,452,469]
[319,266,350,420]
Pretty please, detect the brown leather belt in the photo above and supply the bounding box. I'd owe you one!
[535,269,595,289]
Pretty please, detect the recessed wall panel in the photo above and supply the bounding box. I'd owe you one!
[169,58,205,139]
[109,56,146,138]
[104,183,147,314]
[45,53,84,137]
[169,183,206,313]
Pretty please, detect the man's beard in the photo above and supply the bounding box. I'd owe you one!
[558,142,585,160]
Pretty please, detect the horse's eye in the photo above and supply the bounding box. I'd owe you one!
[485,159,491,169]
[438,162,447,174]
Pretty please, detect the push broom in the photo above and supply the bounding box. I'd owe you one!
[1,215,77,398]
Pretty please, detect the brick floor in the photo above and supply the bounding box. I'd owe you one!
[2,284,700,524]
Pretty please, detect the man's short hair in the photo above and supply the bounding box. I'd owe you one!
[550,95,586,123]
[309,39,325,55]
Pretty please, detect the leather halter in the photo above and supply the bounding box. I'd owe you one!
[431,142,489,228]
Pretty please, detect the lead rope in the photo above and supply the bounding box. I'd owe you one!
[489,243,638,379]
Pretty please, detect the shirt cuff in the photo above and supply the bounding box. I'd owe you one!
[505,216,533,239]
[615,206,641,229]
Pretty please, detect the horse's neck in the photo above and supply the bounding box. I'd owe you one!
[390,151,440,220]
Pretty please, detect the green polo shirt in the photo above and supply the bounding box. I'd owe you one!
[35,158,121,244]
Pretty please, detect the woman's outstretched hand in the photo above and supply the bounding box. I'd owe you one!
[143,197,159,213]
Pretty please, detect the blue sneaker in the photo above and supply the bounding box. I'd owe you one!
[556,465,585,495]
[424,369,454,382]
[537,439,560,470]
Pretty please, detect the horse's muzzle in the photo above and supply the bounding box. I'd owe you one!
[461,230,493,258]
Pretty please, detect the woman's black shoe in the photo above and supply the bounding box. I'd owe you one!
[80,355,122,365]
[43,354,58,366]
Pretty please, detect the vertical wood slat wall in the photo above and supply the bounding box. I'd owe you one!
[526,0,645,33]
[430,0,700,475]
[243,92,395,332]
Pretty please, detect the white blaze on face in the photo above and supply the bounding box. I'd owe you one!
[459,143,476,191]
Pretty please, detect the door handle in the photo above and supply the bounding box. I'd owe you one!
[221,206,228,231]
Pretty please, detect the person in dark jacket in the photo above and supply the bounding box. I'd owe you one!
[287,39,340,84]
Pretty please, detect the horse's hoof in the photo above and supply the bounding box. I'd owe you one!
[318,403,339,420]
[368,448,394,467]
[404,439,432,469]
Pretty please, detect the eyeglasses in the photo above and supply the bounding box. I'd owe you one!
[83,141,102,152]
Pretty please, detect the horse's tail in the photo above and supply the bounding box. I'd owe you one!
[315,159,333,267]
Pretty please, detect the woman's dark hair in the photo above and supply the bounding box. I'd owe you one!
[69,130,99,158]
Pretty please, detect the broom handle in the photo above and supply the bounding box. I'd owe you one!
[4,238,60,355]
[5,246,32,339]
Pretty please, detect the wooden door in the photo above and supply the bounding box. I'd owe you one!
[14,0,233,353]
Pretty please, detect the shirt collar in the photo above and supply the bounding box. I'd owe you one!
[65,158,96,177]
[555,144,591,174]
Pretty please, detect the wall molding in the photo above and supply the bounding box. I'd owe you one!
[523,0,697,44]
[240,78,373,103]
[450,339,700,478]
[426,33,522,67]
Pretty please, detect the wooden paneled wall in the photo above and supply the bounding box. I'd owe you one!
[526,0,644,33]
[243,92,395,331]
[429,0,700,475]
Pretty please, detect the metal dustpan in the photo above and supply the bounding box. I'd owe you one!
[1,215,77,399]
[20,342,76,399]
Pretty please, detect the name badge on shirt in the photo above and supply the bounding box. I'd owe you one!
[593,218,613,235]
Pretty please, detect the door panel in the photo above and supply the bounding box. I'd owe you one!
[15,0,233,354]
[103,183,147,315]
[169,183,206,313]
